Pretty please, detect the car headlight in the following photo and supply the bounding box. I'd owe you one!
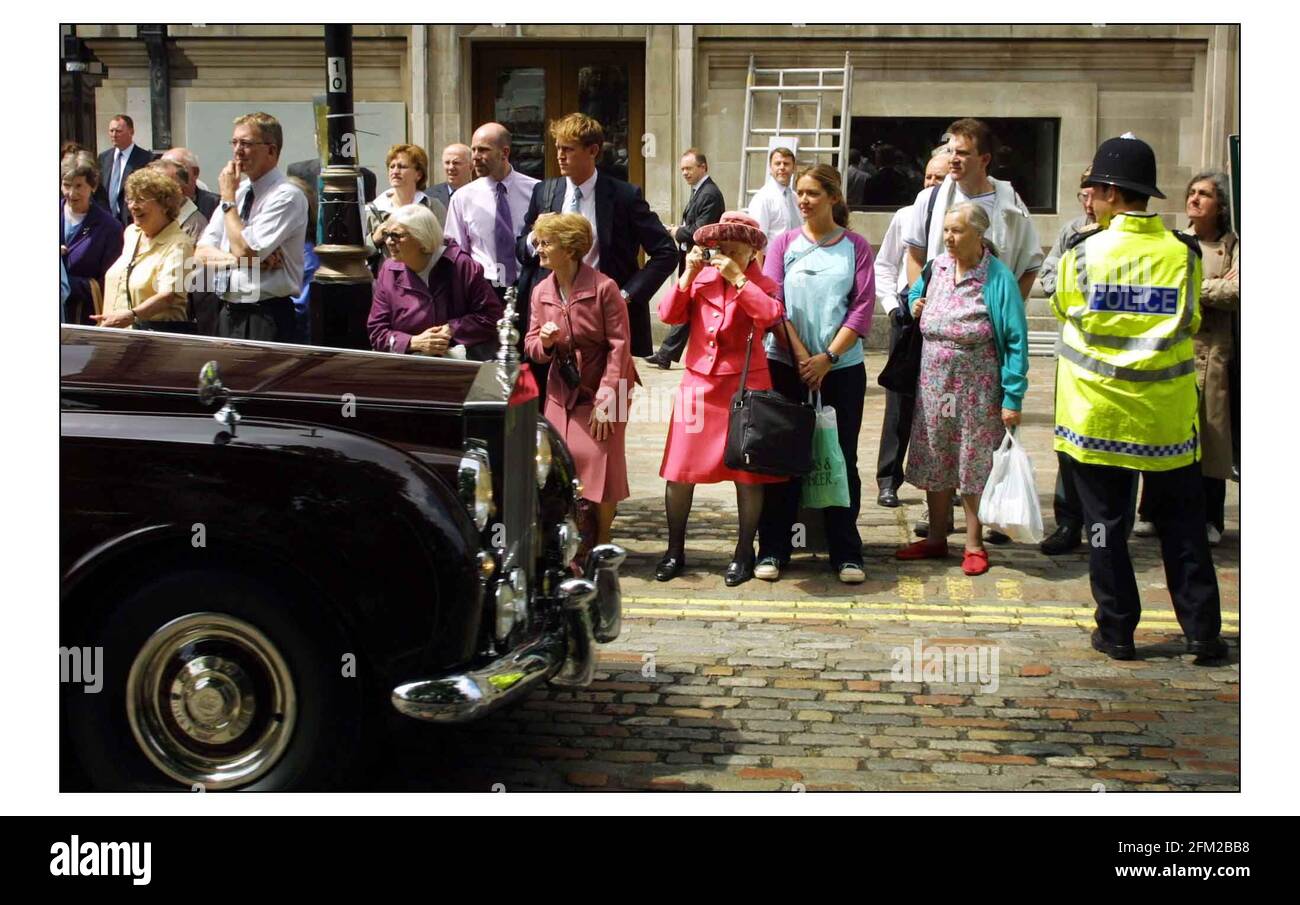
[457,444,494,531]
[536,423,553,487]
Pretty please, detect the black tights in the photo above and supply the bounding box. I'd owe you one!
[664,480,763,565]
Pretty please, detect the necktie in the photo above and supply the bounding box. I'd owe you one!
[494,182,517,285]
[567,185,582,213]
[109,150,123,217]
[239,185,255,223]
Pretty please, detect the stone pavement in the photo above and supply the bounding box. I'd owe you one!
[396,357,1239,791]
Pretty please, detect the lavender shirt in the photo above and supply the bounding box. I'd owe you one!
[762,228,875,370]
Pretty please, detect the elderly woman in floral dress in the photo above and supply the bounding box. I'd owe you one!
[895,202,1029,576]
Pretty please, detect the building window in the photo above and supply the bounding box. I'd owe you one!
[838,116,1060,213]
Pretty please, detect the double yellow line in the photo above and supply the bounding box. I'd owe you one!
[623,594,1240,631]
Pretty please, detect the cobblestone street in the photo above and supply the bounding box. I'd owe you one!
[397,357,1240,792]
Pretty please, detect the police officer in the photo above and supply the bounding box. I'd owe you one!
[1051,135,1229,665]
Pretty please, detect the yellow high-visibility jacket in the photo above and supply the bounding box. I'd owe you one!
[1051,212,1203,471]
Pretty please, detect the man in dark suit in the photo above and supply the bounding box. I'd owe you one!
[429,143,473,213]
[94,114,153,227]
[645,148,726,369]
[515,113,677,376]
[162,147,221,220]
[287,157,378,203]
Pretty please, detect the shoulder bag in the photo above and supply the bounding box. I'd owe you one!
[876,259,933,395]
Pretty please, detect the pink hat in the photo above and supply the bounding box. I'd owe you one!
[693,211,767,251]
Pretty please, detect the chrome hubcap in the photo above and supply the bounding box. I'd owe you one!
[126,613,296,790]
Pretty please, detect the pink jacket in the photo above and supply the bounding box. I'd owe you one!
[657,261,783,377]
[524,264,636,415]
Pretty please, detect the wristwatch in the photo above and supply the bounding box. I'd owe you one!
[732,276,749,292]
[825,349,841,365]
[220,200,236,214]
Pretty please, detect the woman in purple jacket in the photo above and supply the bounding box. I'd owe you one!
[61,152,123,325]
[367,203,504,360]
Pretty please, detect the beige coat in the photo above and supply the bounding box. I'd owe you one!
[1186,228,1238,480]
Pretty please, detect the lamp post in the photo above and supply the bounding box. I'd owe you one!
[310,24,373,349]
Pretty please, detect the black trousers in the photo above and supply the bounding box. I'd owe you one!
[875,313,915,492]
[758,359,866,568]
[1052,450,1084,531]
[1137,474,1223,532]
[656,322,690,362]
[218,297,296,343]
[1070,459,1221,645]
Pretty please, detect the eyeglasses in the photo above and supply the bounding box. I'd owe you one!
[1076,191,1093,203]
[382,231,411,243]
[229,139,271,151]
[534,239,555,249]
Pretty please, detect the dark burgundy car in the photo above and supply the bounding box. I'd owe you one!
[60,322,624,790]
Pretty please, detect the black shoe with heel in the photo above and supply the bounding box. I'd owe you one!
[655,553,686,582]
[724,558,755,587]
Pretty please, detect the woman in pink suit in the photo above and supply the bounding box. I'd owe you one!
[656,212,784,586]
[524,212,635,556]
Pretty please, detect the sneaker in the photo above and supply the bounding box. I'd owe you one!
[1133,520,1157,537]
[1207,524,1222,546]
[838,563,866,584]
[754,556,781,581]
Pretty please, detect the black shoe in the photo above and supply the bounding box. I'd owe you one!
[724,558,755,587]
[877,487,900,508]
[984,529,1011,545]
[645,353,672,370]
[914,516,929,538]
[1040,524,1083,555]
[655,553,686,582]
[1090,628,1136,661]
[1187,637,1230,665]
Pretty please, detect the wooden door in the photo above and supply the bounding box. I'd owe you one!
[473,43,645,188]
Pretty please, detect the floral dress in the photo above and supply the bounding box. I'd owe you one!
[905,249,1005,496]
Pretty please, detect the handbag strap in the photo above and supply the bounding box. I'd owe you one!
[121,231,144,311]
[767,227,845,363]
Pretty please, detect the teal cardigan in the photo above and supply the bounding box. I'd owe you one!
[907,251,1030,411]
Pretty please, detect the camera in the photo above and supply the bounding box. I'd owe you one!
[701,247,716,262]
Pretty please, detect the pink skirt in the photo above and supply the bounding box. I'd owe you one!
[545,399,629,504]
[660,367,785,485]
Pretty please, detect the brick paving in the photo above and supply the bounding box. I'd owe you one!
[396,358,1239,791]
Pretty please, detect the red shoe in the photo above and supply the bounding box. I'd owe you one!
[961,548,990,576]
[895,539,950,560]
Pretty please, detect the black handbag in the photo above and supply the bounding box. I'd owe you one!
[724,318,816,477]
[876,259,933,395]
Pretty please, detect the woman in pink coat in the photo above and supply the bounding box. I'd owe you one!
[656,212,784,586]
[524,212,635,557]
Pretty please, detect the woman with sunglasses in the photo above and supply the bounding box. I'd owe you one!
[366,203,502,360]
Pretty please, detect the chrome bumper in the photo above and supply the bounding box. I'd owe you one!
[391,544,625,723]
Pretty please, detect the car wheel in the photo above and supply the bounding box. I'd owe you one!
[65,568,365,791]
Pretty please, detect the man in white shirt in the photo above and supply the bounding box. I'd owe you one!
[195,112,308,343]
[904,118,1043,303]
[874,152,950,507]
[444,122,540,290]
[747,146,800,244]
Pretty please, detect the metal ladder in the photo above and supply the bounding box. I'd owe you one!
[738,52,854,206]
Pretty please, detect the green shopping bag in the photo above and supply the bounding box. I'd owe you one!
[800,395,850,509]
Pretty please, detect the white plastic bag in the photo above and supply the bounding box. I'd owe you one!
[977,429,1044,543]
